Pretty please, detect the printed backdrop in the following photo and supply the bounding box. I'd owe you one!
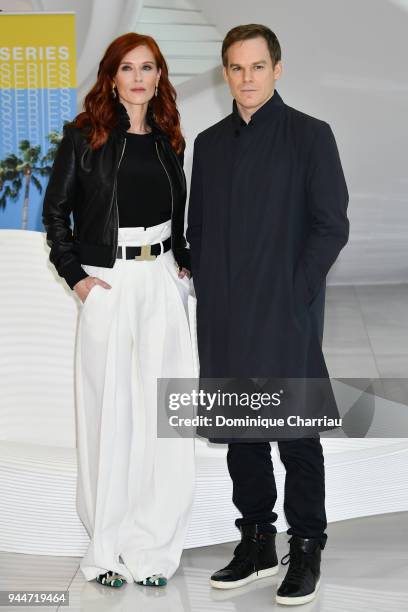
[0,12,76,231]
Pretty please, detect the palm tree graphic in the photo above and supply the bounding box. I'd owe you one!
[0,131,62,230]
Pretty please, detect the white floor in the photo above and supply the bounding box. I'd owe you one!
[1,511,407,612]
[323,284,408,384]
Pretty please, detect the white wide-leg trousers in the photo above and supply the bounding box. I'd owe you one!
[74,220,196,583]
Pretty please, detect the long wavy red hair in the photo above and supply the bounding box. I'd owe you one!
[73,33,185,154]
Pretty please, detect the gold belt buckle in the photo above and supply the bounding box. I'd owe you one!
[135,244,156,261]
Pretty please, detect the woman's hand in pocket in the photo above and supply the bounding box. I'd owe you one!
[177,267,191,280]
[73,276,112,304]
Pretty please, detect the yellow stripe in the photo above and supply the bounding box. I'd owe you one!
[0,13,76,88]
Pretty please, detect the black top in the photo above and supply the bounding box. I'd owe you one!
[117,131,172,228]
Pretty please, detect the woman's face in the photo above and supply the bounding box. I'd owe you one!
[113,45,161,107]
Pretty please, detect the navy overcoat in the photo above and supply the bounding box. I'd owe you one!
[186,90,349,442]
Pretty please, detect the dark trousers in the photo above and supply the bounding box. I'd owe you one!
[227,437,327,539]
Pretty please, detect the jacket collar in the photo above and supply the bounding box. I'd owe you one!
[232,88,284,128]
[115,101,166,141]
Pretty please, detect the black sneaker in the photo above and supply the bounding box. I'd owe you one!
[210,524,279,589]
[275,534,327,605]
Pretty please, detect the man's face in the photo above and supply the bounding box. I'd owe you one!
[223,36,282,115]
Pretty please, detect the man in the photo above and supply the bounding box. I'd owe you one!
[187,24,349,606]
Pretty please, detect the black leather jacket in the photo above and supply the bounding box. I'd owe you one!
[42,102,190,290]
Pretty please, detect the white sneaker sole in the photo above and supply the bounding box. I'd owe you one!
[210,564,279,590]
[275,577,320,605]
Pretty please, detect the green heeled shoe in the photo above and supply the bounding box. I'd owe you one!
[96,571,126,587]
[136,574,167,587]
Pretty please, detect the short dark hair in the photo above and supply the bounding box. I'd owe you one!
[222,24,281,68]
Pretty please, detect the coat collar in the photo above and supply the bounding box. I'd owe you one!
[115,101,166,141]
[232,88,284,128]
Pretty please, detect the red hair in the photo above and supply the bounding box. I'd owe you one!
[73,33,185,154]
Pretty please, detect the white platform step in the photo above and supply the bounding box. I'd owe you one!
[137,23,219,41]
[135,0,223,85]
[141,6,207,24]
[1,439,407,556]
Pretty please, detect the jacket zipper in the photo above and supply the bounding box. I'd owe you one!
[155,140,174,253]
[110,136,127,266]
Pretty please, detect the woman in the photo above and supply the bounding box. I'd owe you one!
[42,33,196,588]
